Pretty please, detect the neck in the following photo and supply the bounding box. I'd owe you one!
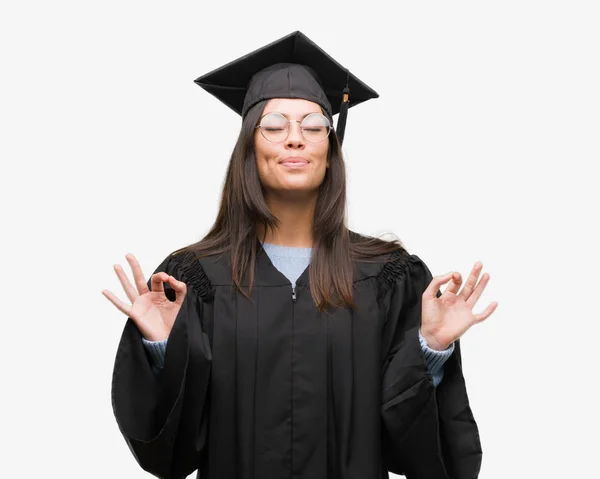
[257,192,316,248]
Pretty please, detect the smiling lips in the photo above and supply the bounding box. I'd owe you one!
[280,157,309,167]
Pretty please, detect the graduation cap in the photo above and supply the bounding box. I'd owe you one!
[193,31,379,145]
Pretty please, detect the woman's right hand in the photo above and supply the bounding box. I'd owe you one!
[102,253,187,341]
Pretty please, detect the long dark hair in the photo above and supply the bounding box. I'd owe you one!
[173,99,406,312]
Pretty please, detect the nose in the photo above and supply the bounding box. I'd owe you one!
[285,121,305,148]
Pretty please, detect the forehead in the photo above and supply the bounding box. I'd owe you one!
[262,98,323,118]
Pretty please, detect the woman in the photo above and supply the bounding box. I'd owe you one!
[103,31,497,479]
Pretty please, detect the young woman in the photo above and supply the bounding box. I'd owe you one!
[103,31,496,479]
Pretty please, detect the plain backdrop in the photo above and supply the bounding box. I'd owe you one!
[1,1,598,478]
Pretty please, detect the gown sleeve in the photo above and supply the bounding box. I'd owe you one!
[111,251,213,479]
[379,252,482,479]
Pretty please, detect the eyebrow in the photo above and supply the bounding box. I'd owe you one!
[264,111,321,120]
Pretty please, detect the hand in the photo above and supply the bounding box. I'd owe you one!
[420,262,498,351]
[102,254,187,341]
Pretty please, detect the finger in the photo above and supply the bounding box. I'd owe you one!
[466,272,491,307]
[473,301,499,323]
[102,289,132,317]
[151,272,168,294]
[114,264,138,303]
[169,276,187,305]
[423,272,454,300]
[458,262,483,301]
[126,254,150,295]
[443,272,462,295]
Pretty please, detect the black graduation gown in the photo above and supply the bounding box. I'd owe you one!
[111,240,482,479]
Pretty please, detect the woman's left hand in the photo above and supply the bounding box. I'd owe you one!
[420,262,498,351]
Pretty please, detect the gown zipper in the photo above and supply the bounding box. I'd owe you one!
[291,286,297,302]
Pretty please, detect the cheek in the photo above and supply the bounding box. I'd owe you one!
[255,134,278,163]
[313,141,329,162]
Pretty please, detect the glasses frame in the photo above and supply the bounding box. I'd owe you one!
[255,112,332,143]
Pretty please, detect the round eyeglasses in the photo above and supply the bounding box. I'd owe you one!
[255,112,332,143]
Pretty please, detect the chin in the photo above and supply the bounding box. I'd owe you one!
[269,183,320,196]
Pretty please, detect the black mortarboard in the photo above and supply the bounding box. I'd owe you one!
[193,31,379,144]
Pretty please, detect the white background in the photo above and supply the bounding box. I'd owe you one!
[2,1,598,478]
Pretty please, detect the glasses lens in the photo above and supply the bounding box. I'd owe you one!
[301,113,331,142]
[259,113,288,142]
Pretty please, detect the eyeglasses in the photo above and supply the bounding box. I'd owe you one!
[255,112,332,143]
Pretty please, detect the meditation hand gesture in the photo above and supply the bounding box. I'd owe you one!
[102,254,187,342]
[420,262,498,351]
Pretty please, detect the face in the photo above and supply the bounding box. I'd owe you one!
[254,98,330,199]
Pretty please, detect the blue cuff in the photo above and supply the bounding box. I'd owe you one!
[418,329,455,387]
[141,337,168,369]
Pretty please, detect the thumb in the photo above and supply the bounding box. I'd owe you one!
[169,276,187,304]
[423,272,454,300]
